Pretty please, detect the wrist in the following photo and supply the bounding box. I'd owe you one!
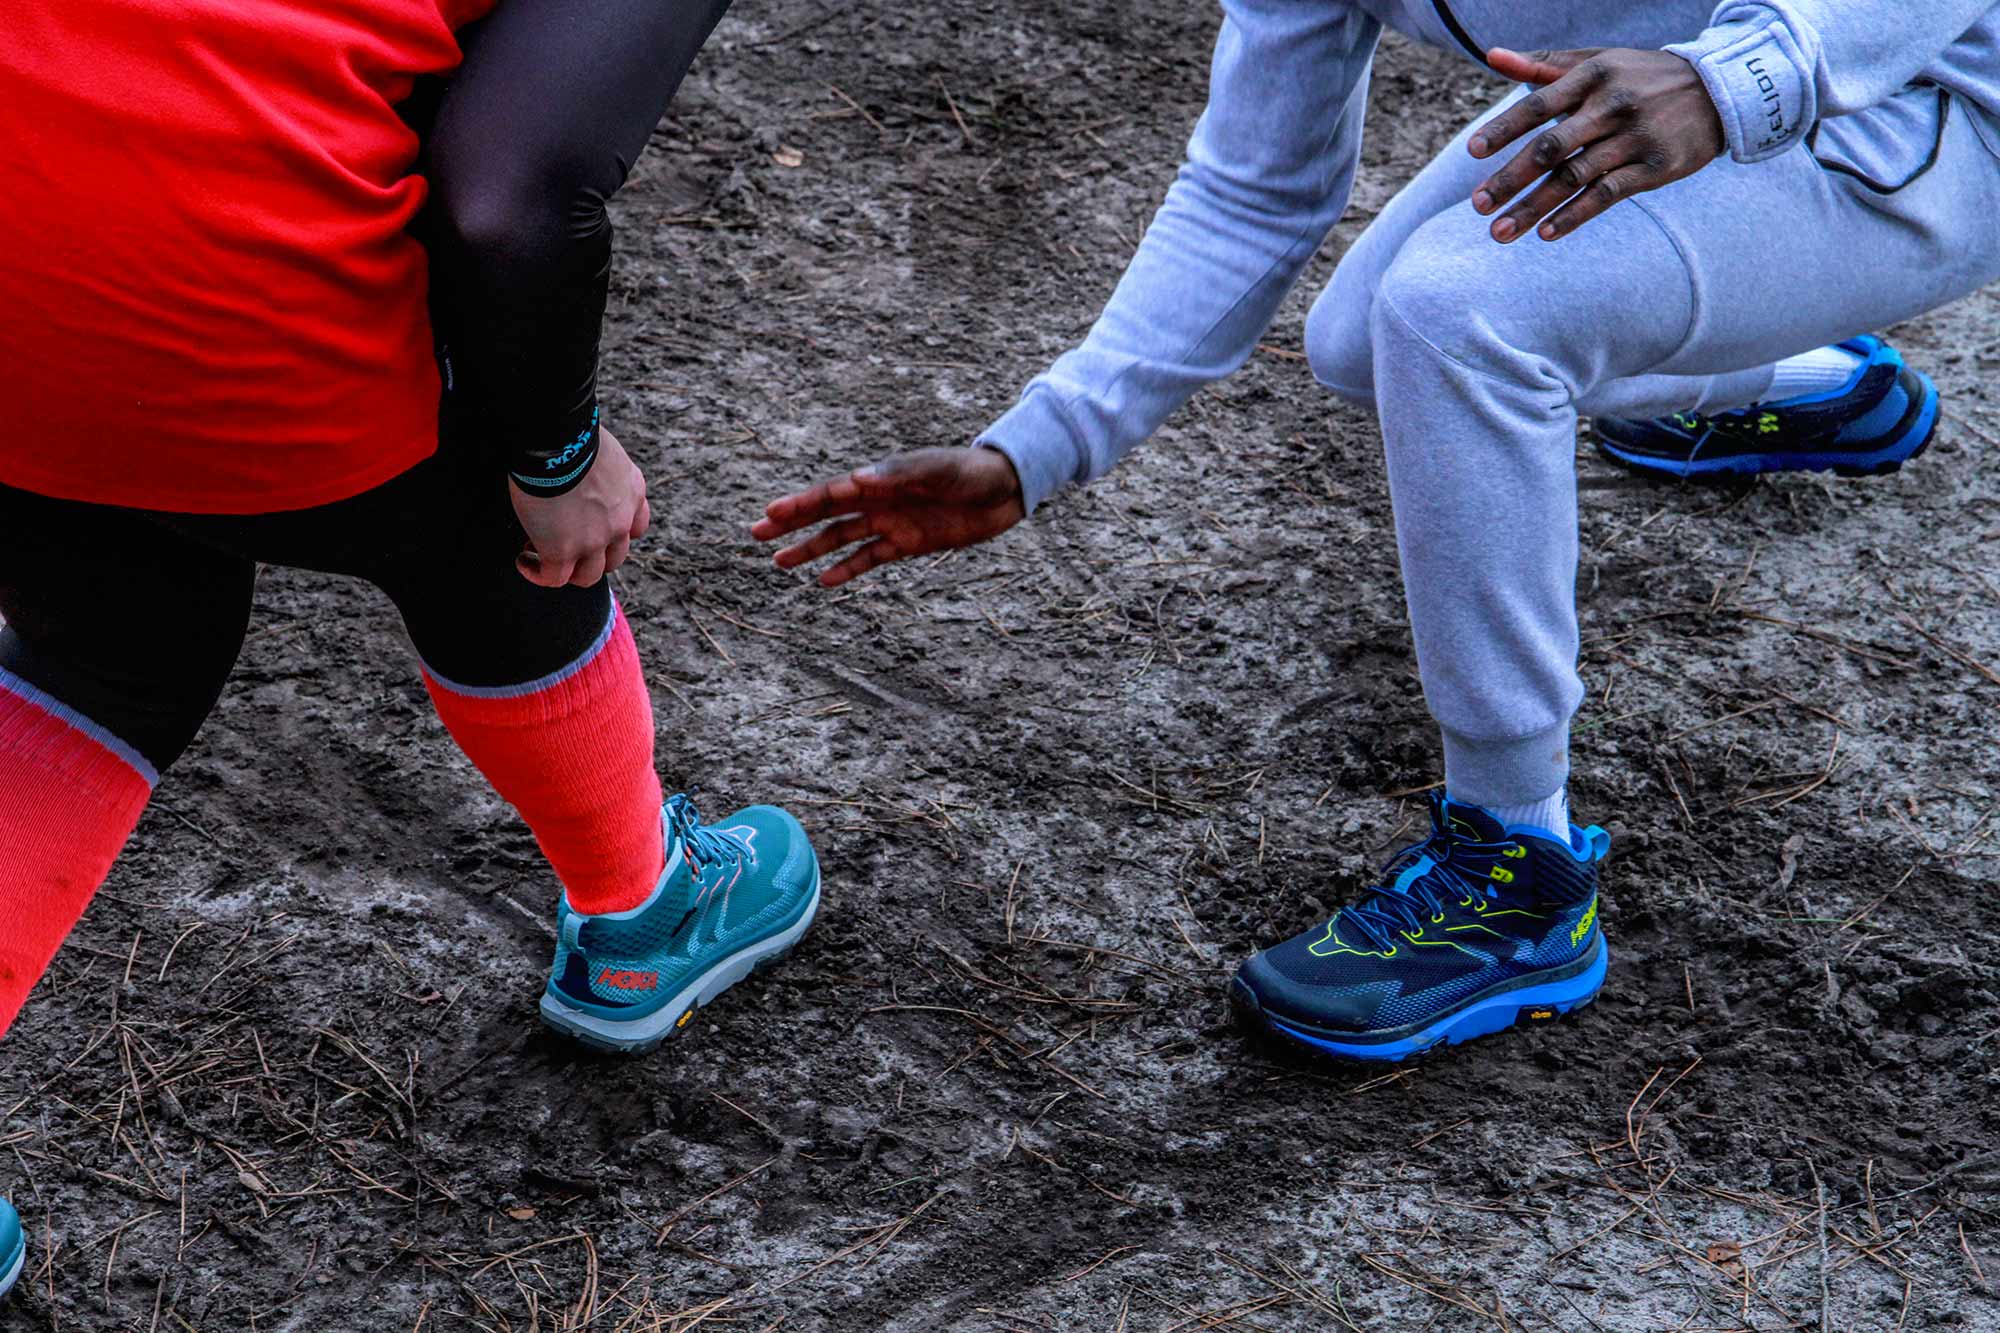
[976,392,1088,515]
[1665,19,1810,163]
[976,443,1025,496]
[509,405,602,498]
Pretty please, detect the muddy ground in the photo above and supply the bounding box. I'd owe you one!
[5,3,1999,1331]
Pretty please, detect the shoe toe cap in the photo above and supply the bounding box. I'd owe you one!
[1235,945,1388,1036]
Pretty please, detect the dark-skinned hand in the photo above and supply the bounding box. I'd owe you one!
[1469,47,1726,243]
[750,446,1027,587]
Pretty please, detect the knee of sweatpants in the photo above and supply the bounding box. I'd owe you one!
[1304,266,1378,405]
[1369,218,1551,395]
[1370,206,1689,414]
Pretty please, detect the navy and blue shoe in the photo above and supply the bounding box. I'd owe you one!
[0,1198,23,1300]
[1594,335,1938,480]
[1232,792,1609,1063]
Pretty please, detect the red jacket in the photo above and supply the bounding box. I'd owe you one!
[0,0,495,513]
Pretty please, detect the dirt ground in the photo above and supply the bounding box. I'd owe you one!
[5,3,1999,1330]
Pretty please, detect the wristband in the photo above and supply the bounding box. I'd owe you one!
[510,406,600,497]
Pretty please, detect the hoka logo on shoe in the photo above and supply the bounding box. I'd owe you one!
[1569,896,1598,948]
[598,968,659,991]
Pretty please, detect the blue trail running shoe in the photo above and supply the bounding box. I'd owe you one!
[539,793,820,1054]
[0,1198,23,1300]
[1232,792,1609,1063]
[1594,335,1938,479]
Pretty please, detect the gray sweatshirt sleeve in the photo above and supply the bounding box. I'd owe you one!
[977,0,1380,513]
[1669,1,1995,163]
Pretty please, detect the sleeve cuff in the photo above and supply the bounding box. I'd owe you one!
[974,391,1088,515]
[1666,17,1814,163]
[508,405,601,498]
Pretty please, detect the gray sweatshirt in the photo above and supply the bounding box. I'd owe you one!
[980,0,2000,512]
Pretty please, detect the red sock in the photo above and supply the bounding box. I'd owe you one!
[0,673,155,1038]
[423,600,663,914]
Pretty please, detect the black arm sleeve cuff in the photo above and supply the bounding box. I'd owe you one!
[508,404,601,496]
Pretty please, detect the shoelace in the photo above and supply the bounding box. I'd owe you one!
[665,793,752,876]
[1337,830,1521,954]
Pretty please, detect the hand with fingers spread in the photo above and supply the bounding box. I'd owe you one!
[751,446,1027,588]
[1469,46,1725,244]
[510,426,652,588]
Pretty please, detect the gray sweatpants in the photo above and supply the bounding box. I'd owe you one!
[1304,84,2000,807]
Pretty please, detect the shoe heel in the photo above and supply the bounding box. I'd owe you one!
[1835,369,1939,477]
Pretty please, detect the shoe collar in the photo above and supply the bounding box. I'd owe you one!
[559,835,688,924]
[1437,790,1611,865]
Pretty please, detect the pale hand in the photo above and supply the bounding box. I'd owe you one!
[510,426,651,588]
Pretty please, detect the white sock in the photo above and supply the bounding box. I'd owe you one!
[1488,789,1570,840]
[1764,344,1864,402]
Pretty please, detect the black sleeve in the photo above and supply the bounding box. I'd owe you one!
[424,0,731,495]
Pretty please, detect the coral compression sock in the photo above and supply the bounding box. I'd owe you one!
[0,671,155,1038]
[422,601,663,914]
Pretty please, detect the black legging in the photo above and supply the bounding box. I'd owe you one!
[0,427,608,773]
[0,0,731,771]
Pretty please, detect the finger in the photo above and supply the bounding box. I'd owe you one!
[752,474,868,539]
[1537,161,1657,240]
[518,548,573,588]
[1467,60,1602,159]
[1485,46,1596,88]
[631,495,652,541]
[568,552,607,589]
[1490,137,1640,242]
[604,534,632,574]
[1473,103,1626,214]
[820,536,907,588]
[773,514,880,570]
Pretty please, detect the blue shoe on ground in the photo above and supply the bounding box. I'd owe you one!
[0,1198,24,1299]
[1232,792,1609,1063]
[539,793,821,1055]
[1594,335,1939,479]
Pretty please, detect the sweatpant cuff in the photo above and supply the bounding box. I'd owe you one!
[1440,719,1570,810]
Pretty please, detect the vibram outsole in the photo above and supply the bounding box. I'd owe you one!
[539,871,820,1056]
[1231,934,1608,1064]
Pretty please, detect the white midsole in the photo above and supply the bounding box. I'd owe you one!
[0,1237,24,1299]
[541,875,820,1046]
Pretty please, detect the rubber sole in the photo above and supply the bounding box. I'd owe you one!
[1595,370,1938,481]
[0,1236,24,1300]
[539,867,820,1055]
[1233,935,1609,1063]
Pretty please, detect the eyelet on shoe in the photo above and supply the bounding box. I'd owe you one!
[1431,913,1444,923]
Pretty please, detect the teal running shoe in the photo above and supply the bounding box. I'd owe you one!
[0,1198,23,1299]
[1595,335,1938,480]
[1232,792,1609,1062]
[539,793,821,1054]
